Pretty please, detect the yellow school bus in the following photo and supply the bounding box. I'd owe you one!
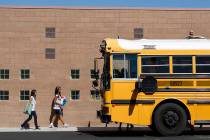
[92,38,210,136]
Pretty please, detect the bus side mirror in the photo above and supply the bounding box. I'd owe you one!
[135,80,142,92]
[93,70,99,79]
[94,58,100,79]
[92,80,99,87]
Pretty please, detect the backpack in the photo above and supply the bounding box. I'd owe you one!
[23,101,33,115]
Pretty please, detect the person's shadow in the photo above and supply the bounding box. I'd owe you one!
[128,88,139,116]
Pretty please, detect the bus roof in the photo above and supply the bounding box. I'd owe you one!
[106,39,210,51]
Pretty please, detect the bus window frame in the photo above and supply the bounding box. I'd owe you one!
[172,55,193,74]
[196,55,210,74]
[141,55,170,74]
[112,53,138,80]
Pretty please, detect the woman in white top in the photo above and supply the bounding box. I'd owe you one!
[21,89,39,129]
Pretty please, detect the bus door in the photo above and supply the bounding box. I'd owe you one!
[111,54,140,124]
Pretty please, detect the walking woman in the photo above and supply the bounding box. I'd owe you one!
[49,87,59,127]
[49,86,68,128]
[21,89,40,129]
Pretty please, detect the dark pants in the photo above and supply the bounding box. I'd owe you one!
[22,111,38,128]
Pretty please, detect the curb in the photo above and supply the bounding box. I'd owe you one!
[0,127,78,132]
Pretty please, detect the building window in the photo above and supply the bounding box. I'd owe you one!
[90,90,100,100]
[45,48,55,59]
[134,28,144,39]
[173,56,192,73]
[113,54,137,79]
[20,90,30,100]
[141,56,170,74]
[196,56,210,73]
[21,69,30,79]
[71,69,80,79]
[0,69,9,79]
[71,90,80,100]
[90,69,99,79]
[46,27,55,38]
[0,90,9,100]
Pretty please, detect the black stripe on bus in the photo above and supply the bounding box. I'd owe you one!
[140,74,210,79]
[157,88,210,92]
[111,100,155,105]
[187,100,210,104]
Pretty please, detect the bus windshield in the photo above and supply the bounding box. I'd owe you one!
[102,53,110,90]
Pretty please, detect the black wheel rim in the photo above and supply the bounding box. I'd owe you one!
[162,110,180,128]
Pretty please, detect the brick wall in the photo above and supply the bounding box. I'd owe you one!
[0,7,210,127]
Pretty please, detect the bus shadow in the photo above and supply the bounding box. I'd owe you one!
[78,127,158,137]
[77,127,210,137]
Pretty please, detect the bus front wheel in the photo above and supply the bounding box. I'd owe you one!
[153,103,187,136]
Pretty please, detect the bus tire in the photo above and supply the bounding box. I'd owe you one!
[153,103,187,136]
[149,124,156,132]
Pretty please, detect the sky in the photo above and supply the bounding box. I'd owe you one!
[0,0,210,8]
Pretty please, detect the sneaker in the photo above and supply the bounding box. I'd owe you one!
[20,125,25,130]
[64,123,69,128]
[35,126,40,130]
[49,123,54,128]
[21,124,28,130]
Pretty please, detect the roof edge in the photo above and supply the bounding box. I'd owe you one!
[0,5,210,11]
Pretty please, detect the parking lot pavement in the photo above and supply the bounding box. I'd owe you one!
[2,127,210,140]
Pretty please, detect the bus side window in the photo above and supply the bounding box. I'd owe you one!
[196,56,210,73]
[173,56,192,73]
[141,56,169,74]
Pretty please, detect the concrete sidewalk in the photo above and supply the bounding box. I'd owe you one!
[0,126,148,132]
[1,125,210,133]
[0,127,78,132]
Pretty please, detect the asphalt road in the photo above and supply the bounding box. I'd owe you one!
[2,127,210,140]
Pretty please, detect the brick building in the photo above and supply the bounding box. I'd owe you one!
[0,6,210,127]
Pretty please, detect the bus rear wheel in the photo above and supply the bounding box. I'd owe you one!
[153,103,187,136]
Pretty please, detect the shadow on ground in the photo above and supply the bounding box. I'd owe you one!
[77,127,210,137]
[78,127,156,137]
